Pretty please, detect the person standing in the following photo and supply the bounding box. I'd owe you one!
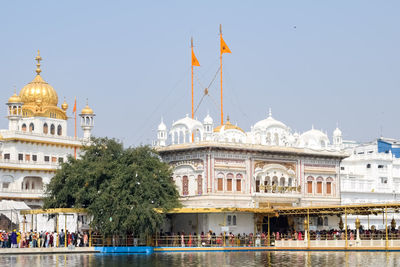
[53,232,58,247]
[10,230,17,248]
[83,232,88,247]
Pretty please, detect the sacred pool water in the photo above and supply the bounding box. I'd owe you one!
[1,251,400,267]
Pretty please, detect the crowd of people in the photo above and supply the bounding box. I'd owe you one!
[155,228,400,247]
[0,229,90,248]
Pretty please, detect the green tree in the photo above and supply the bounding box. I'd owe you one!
[43,137,180,236]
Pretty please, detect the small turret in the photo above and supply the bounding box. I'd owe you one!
[203,113,214,141]
[6,91,23,131]
[333,125,342,149]
[79,100,95,142]
[157,118,167,146]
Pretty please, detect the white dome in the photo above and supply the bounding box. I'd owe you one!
[172,114,204,132]
[203,114,213,124]
[333,127,342,137]
[158,120,167,131]
[298,128,330,149]
[253,110,288,131]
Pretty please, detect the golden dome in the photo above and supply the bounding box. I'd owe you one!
[17,50,67,120]
[81,104,94,115]
[8,92,22,103]
[19,74,58,106]
[213,117,244,133]
[61,99,68,111]
[19,51,58,107]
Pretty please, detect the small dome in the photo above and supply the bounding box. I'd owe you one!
[61,99,68,111]
[298,128,330,149]
[203,114,213,124]
[8,92,22,103]
[172,114,203,132]
[213,117,244,133]
[158,120,167,131]
[333,127,342,137]
[253,110,288,132]
[81,104,94,115]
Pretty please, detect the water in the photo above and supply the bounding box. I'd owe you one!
[1,251,400,267]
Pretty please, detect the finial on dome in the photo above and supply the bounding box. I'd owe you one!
[312,124,314,130]
[226,115,230,122]
[268,107,272,117]
[61,97,68,111]
[35,50,42,75]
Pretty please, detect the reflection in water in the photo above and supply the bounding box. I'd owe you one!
[1,251,400,267]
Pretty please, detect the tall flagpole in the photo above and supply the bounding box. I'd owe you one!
[191,37,194,142]
[74,97,77,159]
[191,37,194,120]
[220,24,224,125]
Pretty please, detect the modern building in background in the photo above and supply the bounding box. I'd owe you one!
[340,138,400,229]
[0,52,95,232]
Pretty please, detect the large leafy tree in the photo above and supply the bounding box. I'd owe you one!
[43,137,180,235]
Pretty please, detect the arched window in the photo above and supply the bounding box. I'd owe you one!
[320,140,326,147]
[227,173,233,191]
[29,123,34,132]
[280,177,285,186]
[255,175,261,193]
[43,123,48,134]
[50,124,55,135]
[326,177,333,195]
[316,177,323,194]
[288,177,293,187]
[264,176,270,193]
[236,174,242,192]
[182,176,189,196]
[217,173,224,191]
[22,124,27,132]
[274,133,279,145]
[307,176,314,194]
[57,125,62,136]
[197,175,202,195]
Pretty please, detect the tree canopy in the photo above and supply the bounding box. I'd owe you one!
[43,137,180,235]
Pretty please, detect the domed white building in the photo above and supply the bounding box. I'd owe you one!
[0,51,95,232]
[154,108,346,235]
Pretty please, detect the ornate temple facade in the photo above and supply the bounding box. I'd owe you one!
[155,113,348,234]
[0,52,95,231]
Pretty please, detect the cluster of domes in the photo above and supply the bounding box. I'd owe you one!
[157,108,342,150]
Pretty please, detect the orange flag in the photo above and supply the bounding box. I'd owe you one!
[191,49,200,66]
[72,97,77,113]
[220,36,231,54]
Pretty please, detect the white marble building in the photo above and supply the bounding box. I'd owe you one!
[0,52,95,232]
[340,138,400,229]
[155,111,347,234]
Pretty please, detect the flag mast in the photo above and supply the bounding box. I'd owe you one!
[191,37,194,120]
[73,97,77,159]
[220,24,223,125]
[219,24,231,125]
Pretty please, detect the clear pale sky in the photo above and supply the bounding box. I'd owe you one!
[1,1,399,146]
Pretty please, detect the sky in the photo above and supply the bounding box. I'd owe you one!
[1,1,400,146]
